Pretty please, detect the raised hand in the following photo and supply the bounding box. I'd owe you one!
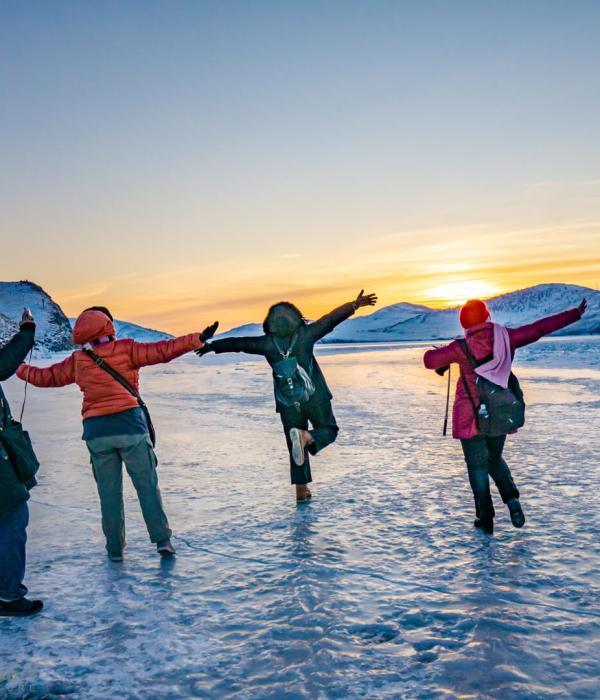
[200,321,219,342]
[20,307,35,329]
[578,298,587,316]
[195,344,213,357]
[355,289,378,309]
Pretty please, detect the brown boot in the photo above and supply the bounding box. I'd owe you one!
[296,484,312,503]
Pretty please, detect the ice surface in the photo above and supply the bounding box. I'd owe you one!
[0,338,599,699]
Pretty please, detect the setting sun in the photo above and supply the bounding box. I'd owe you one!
[424,280,501,308]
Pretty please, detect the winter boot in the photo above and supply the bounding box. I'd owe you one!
[507,499,525,528]
[0,598,44,617]
[157,539,176,556]
[108,551,124,562]
[296,485,312,503]
[473,518,494,535]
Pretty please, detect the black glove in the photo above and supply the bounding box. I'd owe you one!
[200,321,219,343]
[20,307,35,332]
[578,298,587,316]
[435,366,450,376]
[195,343,214,357]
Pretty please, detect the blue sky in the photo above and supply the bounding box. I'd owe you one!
[1,1,599,331]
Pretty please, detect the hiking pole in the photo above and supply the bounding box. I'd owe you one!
[442,365,451,436]
[19,346,33,423]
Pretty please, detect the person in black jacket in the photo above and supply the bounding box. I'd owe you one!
[196,290,377,502]
[0,308,43,617]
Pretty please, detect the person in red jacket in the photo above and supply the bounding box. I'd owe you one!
[423,297,587,534]
[16,306,218,561]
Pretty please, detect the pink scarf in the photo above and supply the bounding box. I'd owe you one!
[474,323,512,388]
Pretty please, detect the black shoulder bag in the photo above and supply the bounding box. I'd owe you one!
[0,399,40,488]
[458,339,525,437]
[271,334,316,408]
[83,349,156,447]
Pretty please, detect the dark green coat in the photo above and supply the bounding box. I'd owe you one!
[209,302,355,412]
[0,327,35,512]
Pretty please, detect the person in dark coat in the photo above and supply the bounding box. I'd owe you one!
[196,290,377,502]
[0,308,43,617]
[423,297,587,534]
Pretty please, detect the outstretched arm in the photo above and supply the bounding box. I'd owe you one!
[131,321,218,367]
[0,324,35,381]
[16,354,76,387]
[202,335,269,356]
[509,300,586,350]
[423,341,460,373]
[131,332,204,367]
[305,289,378,342]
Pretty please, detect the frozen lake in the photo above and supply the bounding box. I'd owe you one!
[1,337,599,699]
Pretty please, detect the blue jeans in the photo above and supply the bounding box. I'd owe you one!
[0,502,29,602]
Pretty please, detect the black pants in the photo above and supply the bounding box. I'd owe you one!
[460,435,520,525]
[280,398,339,485]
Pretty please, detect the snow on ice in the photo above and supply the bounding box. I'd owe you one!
[0,338,599,699]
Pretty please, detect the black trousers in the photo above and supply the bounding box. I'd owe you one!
[280,398,339,485]
[460,435,520,525]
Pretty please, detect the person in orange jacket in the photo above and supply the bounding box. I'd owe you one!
[16,306,218,561]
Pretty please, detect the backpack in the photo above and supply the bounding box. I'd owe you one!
[459,339,526,437]
[271,334,316,408]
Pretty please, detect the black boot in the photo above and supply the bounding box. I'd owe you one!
[507,499,525,528]
[0,598,43,617]
[473,518,494,535]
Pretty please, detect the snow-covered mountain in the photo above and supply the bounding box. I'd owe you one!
[2,281,597,353]
[216,322,263,339]
[218,284,599,343]
[217,303,432,341]
[68,318,174,343]
[0,281,72,351]
[0,280,175,354]
[113,320,174,342]
[326,302,432,342]
[366,284,599,341]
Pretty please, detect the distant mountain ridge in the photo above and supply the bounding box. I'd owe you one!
[68,318,174,343]
[347,283,598,342]
[0,280,174,352]
[1,281,598,353]
[219,284,599,342]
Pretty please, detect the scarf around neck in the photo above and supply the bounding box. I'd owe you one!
[474,323,512,388]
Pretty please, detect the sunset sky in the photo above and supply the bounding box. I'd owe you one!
[1,1,599,333]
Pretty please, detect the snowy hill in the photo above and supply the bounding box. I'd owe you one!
[218,284,599,343]
[0,281,72,352]
[326,302,432,342]
[217,304,431,341]
[372,284,599,341]
[113,320,174,342]
[216,322,263,339]
[68,318,174,343]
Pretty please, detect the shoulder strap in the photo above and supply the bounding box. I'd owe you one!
[458,340,480,429]
[83,349,146,406]
[83,347,156,447]
[459,335,493,368]
[272,333,298,359]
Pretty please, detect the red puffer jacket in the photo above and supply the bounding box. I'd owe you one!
[423,307,582,439]
[16,309,203,420]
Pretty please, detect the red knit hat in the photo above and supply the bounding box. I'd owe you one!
[459,299,491,329]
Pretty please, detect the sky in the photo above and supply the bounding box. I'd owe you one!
[1,0,599,333]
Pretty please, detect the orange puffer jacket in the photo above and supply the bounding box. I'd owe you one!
[16,309,203,420]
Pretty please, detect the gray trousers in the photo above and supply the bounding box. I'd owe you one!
[86,433,171,554]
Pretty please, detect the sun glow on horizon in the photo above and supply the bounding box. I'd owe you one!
[424,280,501,308]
